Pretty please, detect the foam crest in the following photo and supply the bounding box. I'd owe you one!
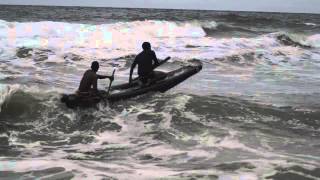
[306,34,320,48]
[304,23,317,26]
[0,84,20,112]
[2,19,317,61]
[0,20,206,49]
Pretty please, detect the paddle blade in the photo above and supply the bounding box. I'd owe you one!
[111,69,116,77]
[107,69,116,95]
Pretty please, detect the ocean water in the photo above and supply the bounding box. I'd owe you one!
[0,5,320,179]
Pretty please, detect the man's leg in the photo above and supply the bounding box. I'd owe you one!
[138,75,149,87]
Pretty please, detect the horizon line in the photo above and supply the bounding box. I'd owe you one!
[0,3,319,15]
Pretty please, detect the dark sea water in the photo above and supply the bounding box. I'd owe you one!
[0,5,320,179]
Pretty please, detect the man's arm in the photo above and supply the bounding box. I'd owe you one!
[92,75,98,91]
[152,51,159,65]
[97,74,114,81]
[129,60,137,83]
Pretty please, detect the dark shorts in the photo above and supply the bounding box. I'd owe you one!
[139,72,155,84]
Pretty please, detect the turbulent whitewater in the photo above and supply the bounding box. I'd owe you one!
[0,5,320,179]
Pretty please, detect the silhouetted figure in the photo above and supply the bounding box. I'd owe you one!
[129,42,159,84]
[78,61,114,95]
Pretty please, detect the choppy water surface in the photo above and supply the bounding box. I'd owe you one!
[0,5,320,179]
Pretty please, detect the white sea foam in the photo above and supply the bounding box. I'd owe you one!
[2,19,316,61]
[0,84,20,112]
[0,20,205,47]
[306,34,320,48]
[304,22,317,26]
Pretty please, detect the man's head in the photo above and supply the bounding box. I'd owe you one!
[142,42,151,51]
[91,61,99,72]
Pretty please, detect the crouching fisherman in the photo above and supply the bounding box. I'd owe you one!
[77,61,114,96]
[129,42,160,85]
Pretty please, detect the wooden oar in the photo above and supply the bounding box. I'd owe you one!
[152,56,171,70]
[106,69,116,96]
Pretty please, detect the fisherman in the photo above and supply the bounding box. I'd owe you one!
[129,42,160,85]
[78,61,114,95]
